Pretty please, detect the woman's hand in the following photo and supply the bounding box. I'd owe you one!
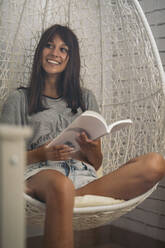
[73,132,103,170]
[44,144,74,161]
[27,142,75,165]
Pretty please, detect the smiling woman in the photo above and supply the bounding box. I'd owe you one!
[0,24,102,248]
[27,24,84,115]
[1,22,165,248]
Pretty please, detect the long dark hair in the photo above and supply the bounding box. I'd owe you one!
[27,24,85,115]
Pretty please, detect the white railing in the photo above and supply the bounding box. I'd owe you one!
[0,125,31,248]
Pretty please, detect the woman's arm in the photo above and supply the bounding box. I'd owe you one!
[27,145,46,165]
[78,89,102,170]
[27,143,75,165]
[72,132,103,170]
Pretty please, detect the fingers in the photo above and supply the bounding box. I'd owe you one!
[77,132,90,143]
[45,144,75,161]
[53,144,74,151]
[77,132,99,146]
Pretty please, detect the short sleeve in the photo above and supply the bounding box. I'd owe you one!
[0,90,27,126]
[82,88,100,113]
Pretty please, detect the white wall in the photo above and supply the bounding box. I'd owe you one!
[112,0,165,242]
[139,0,165,70]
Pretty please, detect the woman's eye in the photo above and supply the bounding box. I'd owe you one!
[61,47,68,53]
[45,43,54,49]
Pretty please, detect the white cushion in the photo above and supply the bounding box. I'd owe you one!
[74,194,124,208]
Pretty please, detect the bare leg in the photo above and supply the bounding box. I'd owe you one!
[26,170,75,248]
[77,152,165,200]
[26,152,165,248]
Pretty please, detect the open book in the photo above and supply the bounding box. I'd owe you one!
[47,110,133,151]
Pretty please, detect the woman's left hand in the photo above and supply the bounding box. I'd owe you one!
[74,132,103,170]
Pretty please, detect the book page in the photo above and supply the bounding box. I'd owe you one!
[108,119,133,133]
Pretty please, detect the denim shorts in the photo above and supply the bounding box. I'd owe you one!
[25,159,98,189]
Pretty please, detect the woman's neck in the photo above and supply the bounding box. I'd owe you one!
[43,75,60,98]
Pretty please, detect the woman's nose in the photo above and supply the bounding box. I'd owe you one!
[51,47,60,57]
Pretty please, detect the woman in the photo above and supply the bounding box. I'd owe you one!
[1,24,165,248]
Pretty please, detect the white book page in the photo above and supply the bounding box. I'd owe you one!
[108,119,133,133]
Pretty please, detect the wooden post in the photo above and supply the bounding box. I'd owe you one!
[0,125,31,248]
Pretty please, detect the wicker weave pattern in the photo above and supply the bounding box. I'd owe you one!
[24,184,156,231]
[1,0,165,232]
[100,0,165,173]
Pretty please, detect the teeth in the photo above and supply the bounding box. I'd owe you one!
[48,60,60,65]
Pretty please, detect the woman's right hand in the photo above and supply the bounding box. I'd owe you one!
[27,143,74,165]
[44,144,75,161]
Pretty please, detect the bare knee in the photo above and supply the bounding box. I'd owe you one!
[46,170,75,204]
[144,152,165,183]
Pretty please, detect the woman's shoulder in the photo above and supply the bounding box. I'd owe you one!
[1,87,29,124]
[7,87,28,102]
[81,87,100,112]
[2,87,28,111]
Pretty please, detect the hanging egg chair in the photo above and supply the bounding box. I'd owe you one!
[1,0,165,236]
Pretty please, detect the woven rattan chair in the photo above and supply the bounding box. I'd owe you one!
[1,0,165,236]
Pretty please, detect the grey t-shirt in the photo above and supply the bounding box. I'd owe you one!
[1,88,100,150]
[0,88,100,187]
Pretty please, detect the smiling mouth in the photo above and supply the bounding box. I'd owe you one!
[47,59,61,65]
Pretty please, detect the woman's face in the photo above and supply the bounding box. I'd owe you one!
[41,35,69,77]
